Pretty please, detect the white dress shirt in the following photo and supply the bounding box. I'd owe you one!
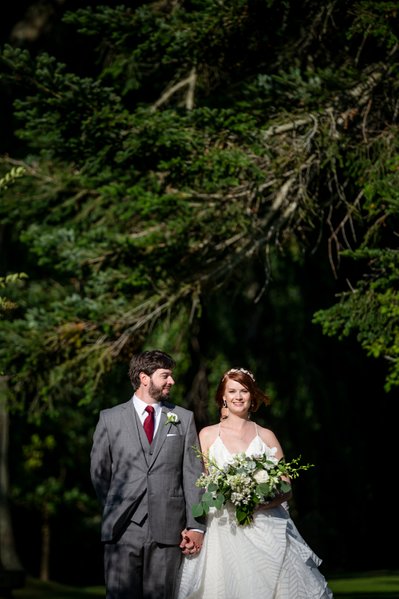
[132,394,162,436]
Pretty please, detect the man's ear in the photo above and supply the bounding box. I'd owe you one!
[139,372,149,386]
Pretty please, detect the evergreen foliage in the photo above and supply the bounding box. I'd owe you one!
[1,0,399,578]
[1,0,398,408]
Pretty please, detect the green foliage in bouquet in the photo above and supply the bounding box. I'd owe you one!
[192,447,314,526]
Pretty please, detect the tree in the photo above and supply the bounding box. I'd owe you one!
[0,0,397,407]
[1,0,399,578]
[313,137,399,391]
[0,168,26,596]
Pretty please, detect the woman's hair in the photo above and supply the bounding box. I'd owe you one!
[215,367,270,412]
[128,349,176,390]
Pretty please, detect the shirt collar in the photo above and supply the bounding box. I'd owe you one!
[133,394,161,416]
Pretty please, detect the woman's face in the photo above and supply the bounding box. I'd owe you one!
[223,377,251,416]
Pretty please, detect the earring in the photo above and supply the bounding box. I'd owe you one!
[220,399,228,420]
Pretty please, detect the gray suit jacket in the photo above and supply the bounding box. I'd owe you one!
[90,399,206,544]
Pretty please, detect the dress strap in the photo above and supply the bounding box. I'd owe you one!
[254,422,259,437]
[217,423,221,436]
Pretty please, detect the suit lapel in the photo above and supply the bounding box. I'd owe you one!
[121,399,138,438]
[148,405,178,468]
[148,407,168,467]
[123,400,179,470]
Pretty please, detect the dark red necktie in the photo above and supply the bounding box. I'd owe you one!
[143,405,155,443]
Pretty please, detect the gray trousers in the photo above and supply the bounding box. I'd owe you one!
[104,518,182,599]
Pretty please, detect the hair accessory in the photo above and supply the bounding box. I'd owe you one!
[226,368,255,382]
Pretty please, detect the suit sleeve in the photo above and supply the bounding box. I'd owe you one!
[90,411,112,507]
[182,412,206,532]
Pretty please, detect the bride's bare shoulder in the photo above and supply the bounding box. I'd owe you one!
[199,424,219,446]
[257,425,281,445]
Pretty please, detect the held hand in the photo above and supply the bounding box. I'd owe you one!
[180,529,204,556]
[256,491,292,511]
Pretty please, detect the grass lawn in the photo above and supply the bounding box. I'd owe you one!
[328,570,399,598]
[6,571,399,598]
[9,579,104,598]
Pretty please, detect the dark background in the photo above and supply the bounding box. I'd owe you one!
[1,0,398,586]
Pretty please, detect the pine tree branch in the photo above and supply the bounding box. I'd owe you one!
[151,68,197,111]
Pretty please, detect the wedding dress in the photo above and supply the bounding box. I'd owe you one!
[177,426,333,599]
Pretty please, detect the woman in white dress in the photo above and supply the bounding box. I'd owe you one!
[177,367,333,599]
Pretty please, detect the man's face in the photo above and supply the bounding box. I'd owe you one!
[148,368,175,401]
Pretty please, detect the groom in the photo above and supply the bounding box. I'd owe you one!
[90,349,206,599]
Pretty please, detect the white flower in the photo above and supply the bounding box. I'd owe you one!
[165,411,180,425]
[254,469,270,484]
[263,446,279,464]
[192,445,314,527]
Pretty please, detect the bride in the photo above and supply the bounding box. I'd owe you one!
[176,367,334,599]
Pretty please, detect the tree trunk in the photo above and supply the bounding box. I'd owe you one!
[39,506,50,582]
[0,378,25,595]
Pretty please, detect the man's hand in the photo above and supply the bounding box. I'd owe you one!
[180,529,204,556]
[256,490,292,511]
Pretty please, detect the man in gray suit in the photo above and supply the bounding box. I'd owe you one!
[90,349,206,599]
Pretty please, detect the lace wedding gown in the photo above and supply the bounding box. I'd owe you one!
[177,428,333,599]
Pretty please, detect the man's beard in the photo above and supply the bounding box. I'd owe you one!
[149,379,171,402]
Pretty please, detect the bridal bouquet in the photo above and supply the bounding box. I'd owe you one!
[192,447,314,526]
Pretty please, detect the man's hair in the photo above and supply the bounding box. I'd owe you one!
[128,349,176,390]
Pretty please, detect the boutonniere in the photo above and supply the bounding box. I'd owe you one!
[165,411,180,426]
